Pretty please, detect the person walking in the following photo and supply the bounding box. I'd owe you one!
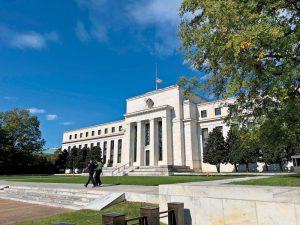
[94,158,104,186]
[84,160,96,187]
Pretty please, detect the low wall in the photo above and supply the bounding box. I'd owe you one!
[159,183,300,225]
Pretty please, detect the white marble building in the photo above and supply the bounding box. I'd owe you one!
[61,85,235,173]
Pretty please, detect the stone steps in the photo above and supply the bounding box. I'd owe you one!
[127,166,193,176]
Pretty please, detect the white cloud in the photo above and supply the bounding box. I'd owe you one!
[0,23,59,50]
[75,21,90,43]
[61,122,73,125]
[28,107,46,114]
[3,96,17,100]
[46,114,58,120]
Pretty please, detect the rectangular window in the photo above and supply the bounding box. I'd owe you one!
[112,127,115,133]
[103,141,107,164]
[134,125,137,162]
[86,132,88,137]
[215,108,221,116]
[92,131,95,136]
[68,146,71,151]
[80,133,83,138]
[201,128,209,152]
[69,135,72,140]
[105,128,108,134]
[201,110,207,118]
[117,139,122,163]
[74,134,77,139]
[97,142,100,147]
[158,121,163,161]
[91,143,94,148]
[119,126,122,131]
[110,140,114,165]
[79,145,82,149]
[98,129,101,135]
[145,123,150,146]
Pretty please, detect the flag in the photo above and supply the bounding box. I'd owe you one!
[156,77,163,83]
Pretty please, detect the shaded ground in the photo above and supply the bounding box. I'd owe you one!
[231,173,300,187]
[0,199,71,225]
[0,175,248,186]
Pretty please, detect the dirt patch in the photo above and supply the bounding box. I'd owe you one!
[0,198,72,225]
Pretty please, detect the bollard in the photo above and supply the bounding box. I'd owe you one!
[102,213,126,225]
[140,206,159,225]
[168,202,184,225]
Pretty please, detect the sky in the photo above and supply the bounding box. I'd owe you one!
[0,0,206,149]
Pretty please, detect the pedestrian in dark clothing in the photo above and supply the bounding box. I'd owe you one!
[94,158,104,186]
[84,160,96,187]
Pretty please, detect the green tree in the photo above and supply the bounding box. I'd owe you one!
[66,147,79,172]
[54,149,69,172]
[226,126,242,172]
[87,146,102,162]
[203,128,227,173]
[77,147,88,170]
[0,109,45,153]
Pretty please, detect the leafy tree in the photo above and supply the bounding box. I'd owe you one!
[77,147,88,169]
[54,149,69,172]
[66,147,79,171]
[87,146,102,162]
[203,128,227,173]
[226,126,242,172]
[0,109,45,153]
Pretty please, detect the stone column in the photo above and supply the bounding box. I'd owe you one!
[150,118,158,166]
[113,139,119,166]
[161,114,173,165]
[134,121,142,166]
[124,122,133,166]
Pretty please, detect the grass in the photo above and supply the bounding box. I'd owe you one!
[0,174,246,186]
[231,173,300,187]
[13,201,163,225]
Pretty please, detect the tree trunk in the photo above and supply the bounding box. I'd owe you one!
[265,163,269,172]
[279,162,284,171]
[216,163,221,173]
[234,163,238,172]
[246,163,249,172]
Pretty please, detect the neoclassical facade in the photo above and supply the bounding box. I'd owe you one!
[62,85,235,173]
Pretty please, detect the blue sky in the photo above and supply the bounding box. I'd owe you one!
[0,0,206,149]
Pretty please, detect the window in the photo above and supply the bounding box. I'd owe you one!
[92,131,95,136]
[105,128,108,134]
[69,135,72,140]
[158,121,163,161]
[80,133,83,138]
[112,127,115,133]
[86,132,89,137]
[110,140,114,165]
[68,146,71,151]
[91,143,94,148]
[201,110,207,118]
[98,129,101,135]
[103,141,107,164]
[84,144,88,148]
[134,125,137,162]
[145,123,150,146]
[117,139,122,163]
[201,128,209,152]
[74,134,77,139]
[119,126,122,131]
[215,108,221,116]
[79,145,82,149]
[97,142,100,147]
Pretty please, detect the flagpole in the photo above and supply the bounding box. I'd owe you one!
[155,63,158,90]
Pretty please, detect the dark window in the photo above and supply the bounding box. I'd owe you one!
[79,145,82,149]
[110,140,114,165]
[145,123,150,146]
[97,142,100,147]
[86,132,88,137]
[80,133,83,138]
[201,110,207,118]
[134,125,137,162]
[117,139,122,163]
[98,129,101,135]
[158,121,163,161]
[105,128,108,134]
[119,126,122,131]
[91,143,94,148]
[74,134,77,139]
[215,108,221,116]
[216,126,223,134]
[92,131,95,136]
[103,141,107,164]
[68,146,71,151]
[112,127,115,133]
[201,128,209,152]
[69,135,72,140]
[84,144,88,148]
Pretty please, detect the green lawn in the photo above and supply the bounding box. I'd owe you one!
[0,174,245,186]
[13,201,163,225]
[231,173,300,187]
